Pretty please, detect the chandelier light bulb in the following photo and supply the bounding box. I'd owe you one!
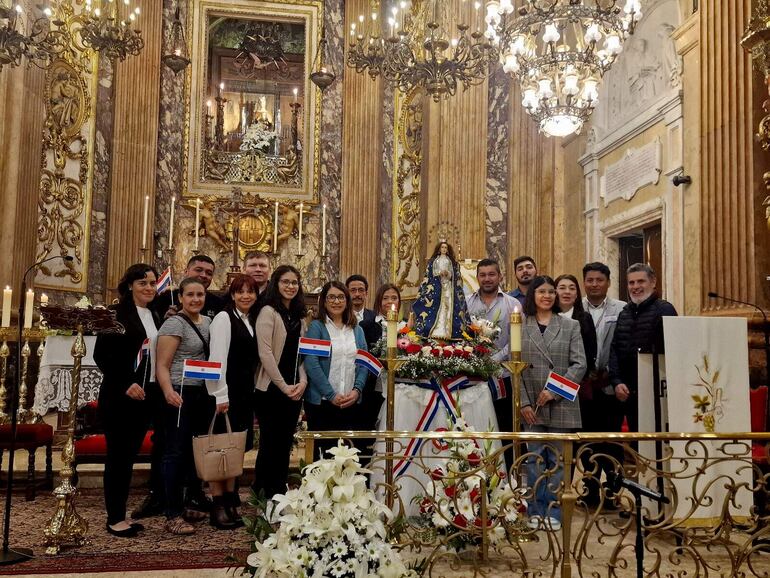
[522,88,539,111]
[503,54,519,73]
[582,78,599,102]
[537,77,553,98]
[15,4,22,14]
[605,34,622,55]
[584,22,602,44]
[542,23,560,44]
[499,0,514,14]
[562,74,579,96]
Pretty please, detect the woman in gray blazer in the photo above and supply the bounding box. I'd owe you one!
[521,276,587,531]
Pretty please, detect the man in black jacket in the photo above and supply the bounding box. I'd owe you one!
[608,263,677,434]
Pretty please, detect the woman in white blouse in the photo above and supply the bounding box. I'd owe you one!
[304,281,369,458]
[206,274,258,529]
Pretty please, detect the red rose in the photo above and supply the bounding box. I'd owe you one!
[474,345,490,356]
[405,343,422,355]
[518,503,527,513]
[444,485,456,498]
[467,452,481,467]
[419,498,434,514]
[442,348,453,358]
[453,514,468,528]
[470,487,480,503]
[431,348,442,357]
[497,470,507,479]
[430,467,444,480]
[473,516,492,528]
[461,350,471,359]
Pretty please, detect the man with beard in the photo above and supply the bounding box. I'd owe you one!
[608,263,677,434]
[243,251,271,296]
[345,275,375,324]
[466,258,520,468]
[153,255,225,320]
[509,256,537,307]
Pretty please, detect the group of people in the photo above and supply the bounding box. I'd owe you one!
[93,244,676,538]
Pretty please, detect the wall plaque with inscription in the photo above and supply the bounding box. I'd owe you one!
[601,139,662,206]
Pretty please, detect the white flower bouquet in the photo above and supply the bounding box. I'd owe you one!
[416,418,527,552]
[246,444,418,578]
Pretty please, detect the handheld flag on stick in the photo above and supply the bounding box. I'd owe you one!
[544,371,580,402]
[298,337,332,357]
[355,349,383,377]
[182,359,223,381]
[157,267,172,294]
[133,338,150,371]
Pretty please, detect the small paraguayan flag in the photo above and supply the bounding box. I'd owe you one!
[488,376,508,401]
[182,359,223,380]
[544,371,580,402]
[355,349,383,376]
[298,337,332,357]
[133,338,150,371]
[156,267,172,294]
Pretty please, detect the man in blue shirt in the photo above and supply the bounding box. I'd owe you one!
[509,255,537,306]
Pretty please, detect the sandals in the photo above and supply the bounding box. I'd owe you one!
[165,516,196,535]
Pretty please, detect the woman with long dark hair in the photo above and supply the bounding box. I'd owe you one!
[555,274,597,375]
[206,273,259,528]
[304,281,368,458]
[94,263,161,537]
[253,265,308,499]
[156,277,213,535]
[520,275,586,532]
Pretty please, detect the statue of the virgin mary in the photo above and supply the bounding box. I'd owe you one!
[412,240,468,340]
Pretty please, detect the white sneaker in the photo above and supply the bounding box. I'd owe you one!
[544,517,562,531]
[527,515,542,530]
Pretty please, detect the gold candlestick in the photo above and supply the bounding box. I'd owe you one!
[18,327,46,424]
[0,326,14,425]
[44,326,89,554]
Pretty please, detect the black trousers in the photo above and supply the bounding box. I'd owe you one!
[102,385,157,525]
[492,377,514,471]
[578,391,621,502]
[146,383,166,500]
[252,383,303,499]
[304,399,361,460]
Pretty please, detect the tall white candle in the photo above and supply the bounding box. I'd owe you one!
[510,306,522,354]
[321,204,327,257]
[297,202,304,255]
[1,287,11,328]
[23,289,33,329]
[194,198,201,250]
[40,293,48,307]
[387,304,397,349]
[273,201,279,253]
[141,195,149,250]
[168,196,176,250]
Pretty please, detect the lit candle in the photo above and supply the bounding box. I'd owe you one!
[218,82,224,96]
[1,287,11,328]
[293,87,298,102]
[273,201,279,253]
[206,100,211,115]
[387,304,397,349]
[194,198,201,250]
[321,204,327,257]
[40,293,48,307]
[141,194,149,250]
[297,202,303,254]
[510,306,522,354]
[23,289,33,329]
[169,196,176,250]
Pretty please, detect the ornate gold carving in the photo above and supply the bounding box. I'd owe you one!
[35,1,96,291]
[202,147,302,185]
[393,87,423,295]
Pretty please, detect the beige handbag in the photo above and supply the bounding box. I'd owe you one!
[192,412,247,482]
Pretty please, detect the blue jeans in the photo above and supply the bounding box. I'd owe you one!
[524,425,570,521]
[162,385,213,519]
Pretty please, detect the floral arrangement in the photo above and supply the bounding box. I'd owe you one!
[371,322,500,381]
[245,444,418,578]
[415,417,527,552]
[691,354,725,433]
[241,122,277,154]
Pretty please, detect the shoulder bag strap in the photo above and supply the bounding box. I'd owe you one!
[178,312,210,359]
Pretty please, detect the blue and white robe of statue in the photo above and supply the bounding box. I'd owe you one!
[412,255,468,340]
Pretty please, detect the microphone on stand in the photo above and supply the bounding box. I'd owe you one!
[0,255,74,565]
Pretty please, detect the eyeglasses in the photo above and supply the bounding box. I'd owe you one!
[326,295,347,303]
[279,279,300,287]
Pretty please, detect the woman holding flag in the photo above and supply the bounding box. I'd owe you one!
[520,275,586,532]
[156,277,214,535]
[303,281,370,458]
[253,265,308,499]
[94,263,162,538]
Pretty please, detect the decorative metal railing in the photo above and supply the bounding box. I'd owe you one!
[297,430,770,577]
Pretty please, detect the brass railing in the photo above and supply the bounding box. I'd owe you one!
[298,430,770,577]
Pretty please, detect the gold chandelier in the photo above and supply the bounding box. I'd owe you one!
[488,0,642,137]
[347,0,498,101]
[0,3,52,70]
[81,0,144,62]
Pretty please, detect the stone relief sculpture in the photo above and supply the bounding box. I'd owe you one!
[659,23,682,89]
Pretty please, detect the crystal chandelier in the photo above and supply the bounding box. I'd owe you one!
[348,0,498,101]
[0,3,51,71]
[488,0,642,137]
[81,0,144,62]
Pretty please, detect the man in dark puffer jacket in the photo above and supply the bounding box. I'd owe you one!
[608,262,677,434]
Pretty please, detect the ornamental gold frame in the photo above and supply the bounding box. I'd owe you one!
[183,0,323,202]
